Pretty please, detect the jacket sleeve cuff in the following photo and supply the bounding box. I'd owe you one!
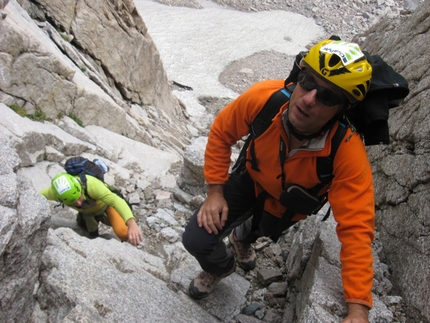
[346,298,372,309]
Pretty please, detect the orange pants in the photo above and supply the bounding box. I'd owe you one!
[106,206,128,241]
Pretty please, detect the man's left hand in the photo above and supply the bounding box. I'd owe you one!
[342,303,369,323]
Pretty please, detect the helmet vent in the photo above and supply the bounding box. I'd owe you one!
[355,84,367,97]
[328,55,341,67]
[303,39,372,103]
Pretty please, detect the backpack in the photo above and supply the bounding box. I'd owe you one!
[64,157,132,209]
[65,157,108,182]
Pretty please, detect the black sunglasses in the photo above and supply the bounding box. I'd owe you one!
[297,70,345,107]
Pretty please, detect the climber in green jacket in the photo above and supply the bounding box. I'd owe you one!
[41,173,143,246]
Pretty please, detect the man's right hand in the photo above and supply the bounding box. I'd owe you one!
[197,184,228,234]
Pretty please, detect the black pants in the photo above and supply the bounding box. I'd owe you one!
[182,171,283,275]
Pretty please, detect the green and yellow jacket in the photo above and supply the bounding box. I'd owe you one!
[41,175,134,232]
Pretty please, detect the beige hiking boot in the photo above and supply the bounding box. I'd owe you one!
[188,261,236,299]
[228,230,256,271]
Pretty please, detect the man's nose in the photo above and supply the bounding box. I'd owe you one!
[302,89,317,106]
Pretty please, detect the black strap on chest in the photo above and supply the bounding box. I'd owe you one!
[231,88,291,174]
[231,86,348,240]
[248,88,292,171]
[278,136,287,191]
[270,122,348,241]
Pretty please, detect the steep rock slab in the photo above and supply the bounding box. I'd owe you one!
[0,1,130,134]
[1,103,181,182]
[283,216,395,323]
[0,104,96,165]
[0,128,51,323]
[1,0,187,147]
[35,0,180,116]
[36,228,221,323]
[169,242,251,322]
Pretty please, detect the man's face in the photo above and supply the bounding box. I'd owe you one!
[69,194,84,207]
[288,69,348,136]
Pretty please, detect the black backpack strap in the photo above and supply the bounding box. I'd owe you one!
[272,122,348,240]
[231,135,252,174]
[232,88,291,174]
[315,122,347,221]
[248,88,291,171]
[250,88,292,138]
[78,172,90,198]
[316,122,347,184]
[245,88,291,234]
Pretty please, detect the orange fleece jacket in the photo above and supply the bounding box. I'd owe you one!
[204,80,375,307]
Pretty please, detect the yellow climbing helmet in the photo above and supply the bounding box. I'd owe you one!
[301,39,372,103]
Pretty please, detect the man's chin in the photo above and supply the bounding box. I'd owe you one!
[289,119,306,134]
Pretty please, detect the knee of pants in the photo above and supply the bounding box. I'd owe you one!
[182,224,216,257]
[76,213,86,229]
[182,226,199,255]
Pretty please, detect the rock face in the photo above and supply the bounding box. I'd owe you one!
[0,0,429,323]
[0,128,51,323]
[34,0,178,114]
[35,228,222,323]
[0,0,190,152]
[360,2,430,322]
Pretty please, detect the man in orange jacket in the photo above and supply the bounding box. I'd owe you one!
[182,39,374,323]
